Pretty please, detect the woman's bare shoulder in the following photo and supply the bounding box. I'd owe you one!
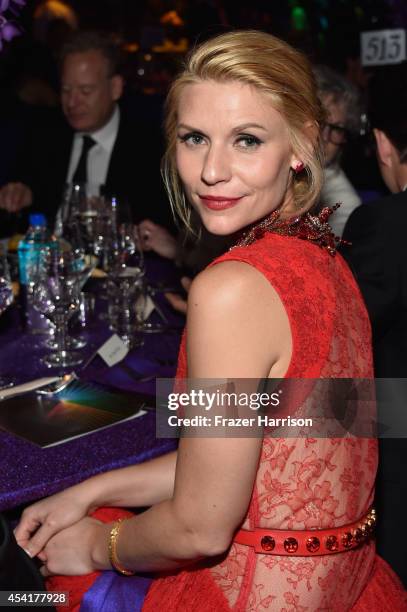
[188,259,274,310]
[186,260,292,378]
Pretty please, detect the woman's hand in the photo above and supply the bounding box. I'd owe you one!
[39,517,111,577]
[14,488,92,559]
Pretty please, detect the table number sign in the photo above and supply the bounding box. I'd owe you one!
[361,29,406,66]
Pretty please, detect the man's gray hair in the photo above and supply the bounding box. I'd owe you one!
[313,65,363,135]
[59,30,122,77]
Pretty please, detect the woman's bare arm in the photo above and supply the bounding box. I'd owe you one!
[14,451,177,556]
[86,260,292,573]
[18,260,292,574]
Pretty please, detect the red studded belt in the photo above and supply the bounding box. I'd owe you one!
[234,508,376,556]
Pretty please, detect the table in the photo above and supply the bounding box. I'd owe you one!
[0,256,182,511]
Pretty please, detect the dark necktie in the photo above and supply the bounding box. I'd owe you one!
[71,135,96,184]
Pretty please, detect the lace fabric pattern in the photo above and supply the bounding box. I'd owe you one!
[145,232,377,611]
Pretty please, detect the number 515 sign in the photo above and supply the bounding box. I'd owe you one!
[361,29,406,66]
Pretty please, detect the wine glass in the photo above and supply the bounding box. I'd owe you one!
[107,265,145,349]
[44,248,92,351]
[62,183,108,256]
[105,222,137,270]
[132,226,168,333]
[96,196,135,270]
[54,183,76,237]
[131,224,145,276]
[56,183,99,265]
[0,245,14,388]
[33,249,83,368]
[0,244,13,387]
[61,182,104,218]
[0,244,12,317]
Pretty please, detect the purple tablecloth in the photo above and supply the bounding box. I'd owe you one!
[0,256,182,511]
[0,411,176,511]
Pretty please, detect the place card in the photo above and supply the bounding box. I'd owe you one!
[97,334,129,367]
[136,294,155,321]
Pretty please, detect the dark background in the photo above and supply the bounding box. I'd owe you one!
[0,0,406,223]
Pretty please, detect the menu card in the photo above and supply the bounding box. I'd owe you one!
[0,381,153,447]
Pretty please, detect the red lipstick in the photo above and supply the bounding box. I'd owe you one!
[199,195,243,211]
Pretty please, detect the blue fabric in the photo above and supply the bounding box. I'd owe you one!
[80,571,152,612]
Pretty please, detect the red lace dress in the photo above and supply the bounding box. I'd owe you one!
[143,232,407,611]
[47,231,406,611]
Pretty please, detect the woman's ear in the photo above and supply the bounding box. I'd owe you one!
[290,121,318,169]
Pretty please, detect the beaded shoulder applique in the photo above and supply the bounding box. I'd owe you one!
[232,204,347,256]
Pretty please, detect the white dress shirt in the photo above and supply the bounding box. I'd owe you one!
[321,165,361,237]
[66,105,120,192]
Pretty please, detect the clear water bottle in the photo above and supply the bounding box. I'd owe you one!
[18,213,57,333]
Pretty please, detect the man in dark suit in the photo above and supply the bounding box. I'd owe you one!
[341,61,407,586]
[0,31,171,231]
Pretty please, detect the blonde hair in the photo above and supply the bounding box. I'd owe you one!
[162,30,325,229]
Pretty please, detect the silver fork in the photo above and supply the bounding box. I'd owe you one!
[0,375,74,401]
[36,372,78,395]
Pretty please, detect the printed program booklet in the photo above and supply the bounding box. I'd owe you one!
[0,381,154,447]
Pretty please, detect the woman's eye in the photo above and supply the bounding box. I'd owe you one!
[236,135,262,149]
[179,133,205,146]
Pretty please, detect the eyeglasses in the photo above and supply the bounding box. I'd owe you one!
[321,122,350,146]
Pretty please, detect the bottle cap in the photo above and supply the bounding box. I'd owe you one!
[29,213,47,227]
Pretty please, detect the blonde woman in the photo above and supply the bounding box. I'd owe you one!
[15,31,406,611]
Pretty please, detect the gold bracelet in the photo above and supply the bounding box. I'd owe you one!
[108,518,136,576]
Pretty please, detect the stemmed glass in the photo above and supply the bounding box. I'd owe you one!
[76,186,110,256]
[110,225,166,334]
[132,227,169,333]
[44,248,92,351]
[94,196,134,268]
[107,265,146,349]
[33,249,83,368]
[105,216,145,347]
[0,244,13,317]
[55,183,77,237]
[130,224,144,275]
[57,183,108,257]
[92,198,137,322]
[107,222,138,270]
[0,244,13,386]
